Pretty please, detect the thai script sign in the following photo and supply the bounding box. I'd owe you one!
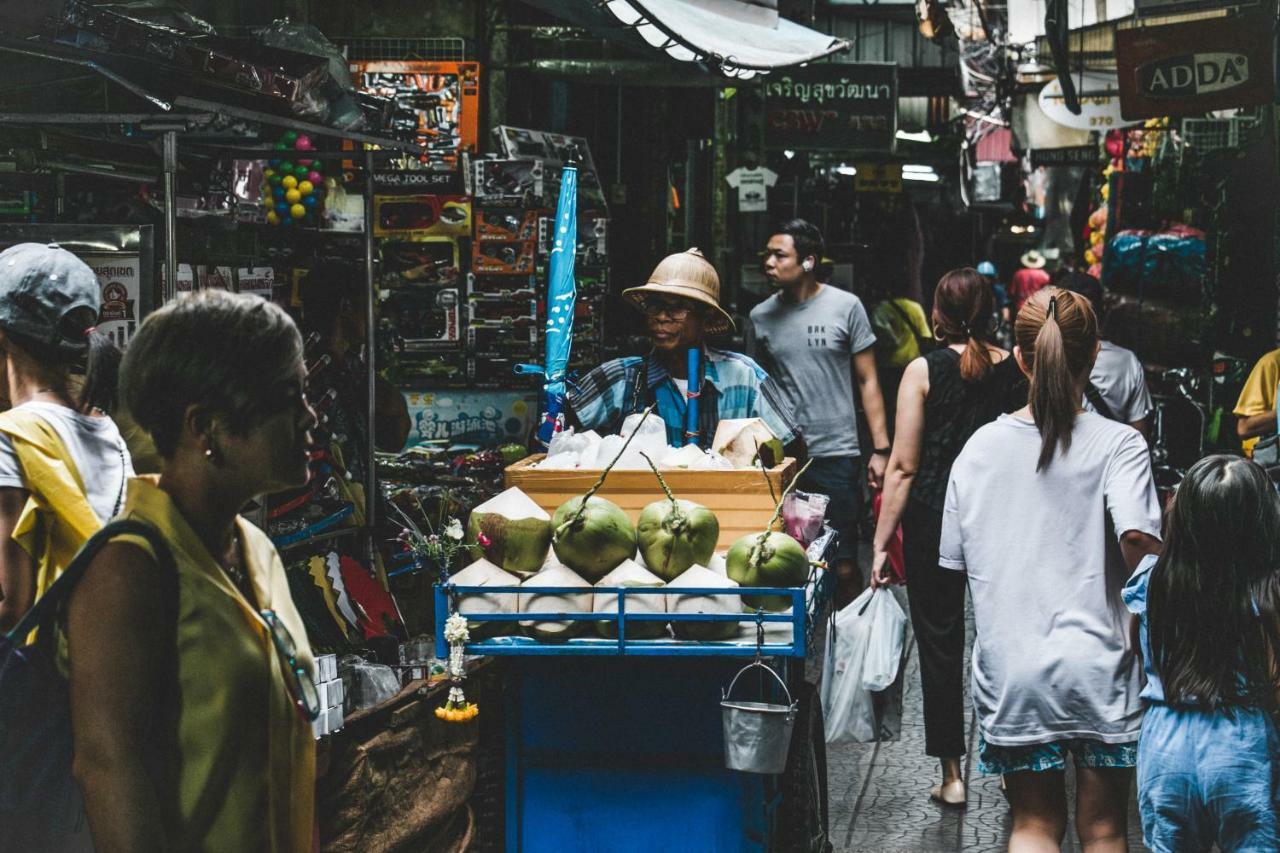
[764,63,897,152]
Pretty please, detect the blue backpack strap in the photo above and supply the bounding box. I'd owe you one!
[6,519,174,647]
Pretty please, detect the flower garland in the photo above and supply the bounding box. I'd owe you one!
[435,612,478,722]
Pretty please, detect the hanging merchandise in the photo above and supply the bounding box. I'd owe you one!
[260,131,327,226]
[352,62,482,167]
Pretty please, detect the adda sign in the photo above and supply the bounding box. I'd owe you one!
[1117,13,1273,120]
[1137,53,1249,99]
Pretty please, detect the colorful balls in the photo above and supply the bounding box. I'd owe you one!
[303,195,318,208]
[272,186,285,200]
[274,140,288,151]
[269,158,281,168]
[263,168,275,180]
[282,215,294,226]
[281,175,298,190]
[307,170,322,184]
[275,201,289,215]
[266,211,280,225]
[311,159,323,173]
[290,203,307,219]
[297,158,313,167]
[282,130,298,144]
[294,134,313,151]
[269,173,283,186]
[297,180,313,196]
[279,161,294,175]
[285,188,302,204]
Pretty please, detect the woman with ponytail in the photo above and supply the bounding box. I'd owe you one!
[938,286,1162,851]
[869,267,1025,806]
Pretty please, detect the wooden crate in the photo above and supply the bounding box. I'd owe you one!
[504,455,796,553]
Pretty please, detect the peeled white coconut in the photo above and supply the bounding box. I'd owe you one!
[450,558,520,638]
[706,553,728,577]
[665,564,742,641]
[711,418,782,469]
[594,559,667,639]
[519,560,593,641]
[661,444,707,469]
[467,487,553,578]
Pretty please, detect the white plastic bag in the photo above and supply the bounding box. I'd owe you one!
[821,587,908,744]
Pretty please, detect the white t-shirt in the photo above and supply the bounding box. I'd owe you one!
[725,167,778,213]
[0,401,135,522]
[939,412,1161,746]
[1084,341,1153,424]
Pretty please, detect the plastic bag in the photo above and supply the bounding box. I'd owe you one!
[820,587,908,744]
[783,489,829,548]
[871,491,906,585]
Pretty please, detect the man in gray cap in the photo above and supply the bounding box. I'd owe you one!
[0,242,133,632]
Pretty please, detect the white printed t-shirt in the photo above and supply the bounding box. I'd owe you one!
[725,167,778,213]
[0,401,135,522]
[939,412,1161,746]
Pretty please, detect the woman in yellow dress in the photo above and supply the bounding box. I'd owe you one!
[67,289,321,852]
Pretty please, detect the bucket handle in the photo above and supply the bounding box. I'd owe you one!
[722,660,794,709]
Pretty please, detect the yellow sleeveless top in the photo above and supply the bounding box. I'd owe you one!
[115,476,316,852]
[0,409,103,645]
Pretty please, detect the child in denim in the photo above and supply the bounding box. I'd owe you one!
[1124,455,1280,853]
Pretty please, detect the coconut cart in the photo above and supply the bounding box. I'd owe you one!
[434,453,836,852]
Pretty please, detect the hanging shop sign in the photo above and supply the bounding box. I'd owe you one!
[1038,71,1137,131]
[854,163,903,193]
[1030,145,1101,167]
[763,63,898,152]
[1116,13,1274,120]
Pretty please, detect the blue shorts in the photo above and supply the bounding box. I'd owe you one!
[977,735,1138,776]
[1137,704,1280,853]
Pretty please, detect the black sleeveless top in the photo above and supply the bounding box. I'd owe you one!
[912,348,1027,514]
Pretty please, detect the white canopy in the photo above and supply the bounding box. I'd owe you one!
[574,0,850,78]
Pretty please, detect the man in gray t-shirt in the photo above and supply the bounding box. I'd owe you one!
[749,220,890,600]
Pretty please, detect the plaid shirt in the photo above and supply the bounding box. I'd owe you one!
[567,347,801,448]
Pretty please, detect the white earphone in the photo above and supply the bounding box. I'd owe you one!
[802,260,814,272]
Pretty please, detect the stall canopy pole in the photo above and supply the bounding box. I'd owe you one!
[533,157,579,448]
[162,130,178,303]
[364,147,377,532]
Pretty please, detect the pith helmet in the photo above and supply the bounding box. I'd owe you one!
[622,248,735,335]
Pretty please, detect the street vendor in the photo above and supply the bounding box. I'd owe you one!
[568,248,801,453]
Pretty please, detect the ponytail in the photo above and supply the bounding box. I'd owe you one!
[78,330,123,415]
[1014,288,1099,472]
[933,267,995,382]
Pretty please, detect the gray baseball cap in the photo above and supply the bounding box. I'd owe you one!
[0,242,100,355]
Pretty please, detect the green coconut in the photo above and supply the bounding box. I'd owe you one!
[467,487,553,578]
[635,453,720,582]
[726,531,810,612]
[551,495,636,582]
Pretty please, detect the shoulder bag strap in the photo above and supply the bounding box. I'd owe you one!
[1085,381,1119,422]
[6,519,175,647]
[885,299,932,354]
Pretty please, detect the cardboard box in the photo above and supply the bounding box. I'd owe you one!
[505,456,797,553]
[474,158,544,204]
[469,295,537,328]
[468,272,538,298]
[395,352,468,388]
[402,389,540,447]
[467,325,538,358]
[472,240,536,276]
[382,287,462,352]
[373,194,471,238]
[379,237,462,287]
[538,212,608,266]
[475,207,541,242]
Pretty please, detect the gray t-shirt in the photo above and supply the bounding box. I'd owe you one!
[939,412,1161,746]
[1085,341,1153,424]
[749,286,877,458]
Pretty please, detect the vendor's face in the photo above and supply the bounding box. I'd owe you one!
[644,295,704,352]
[764,234,810,288]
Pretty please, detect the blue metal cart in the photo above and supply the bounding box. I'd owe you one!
[435,532,834,852]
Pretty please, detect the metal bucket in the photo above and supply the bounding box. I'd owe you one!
[720,661,797,774]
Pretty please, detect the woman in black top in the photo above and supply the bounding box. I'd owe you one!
[869,267,1026,807]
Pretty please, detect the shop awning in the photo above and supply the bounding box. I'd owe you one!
[523,0,850,78]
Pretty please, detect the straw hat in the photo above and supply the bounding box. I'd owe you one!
[623,248,735,335]
[1020,249,1047,269]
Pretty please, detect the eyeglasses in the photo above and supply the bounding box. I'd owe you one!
[261,608,322,721]
[642,297,693,320]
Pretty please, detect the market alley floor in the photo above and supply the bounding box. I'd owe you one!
[821,583,1147,853]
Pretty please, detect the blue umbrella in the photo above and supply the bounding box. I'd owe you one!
[533,162,578,447]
